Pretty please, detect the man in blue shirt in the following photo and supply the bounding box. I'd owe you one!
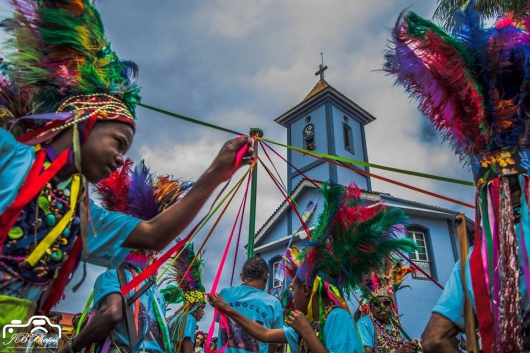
[218,256,283,353]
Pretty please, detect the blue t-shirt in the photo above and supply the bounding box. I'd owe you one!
[0,128,140,303]
[168,312,197,346]
[283,325,299,353]
[356,315,405,350]
[93,267,169,353]
[218,285,283,353]
[433,242,529,330]
[284,308,362,353]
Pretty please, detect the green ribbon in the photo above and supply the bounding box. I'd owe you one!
[139,104,243,135]
[155,167,251,282]
[260,137,475,187]
[139,103,473,187]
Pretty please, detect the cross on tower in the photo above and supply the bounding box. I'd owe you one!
[315,52,328,80]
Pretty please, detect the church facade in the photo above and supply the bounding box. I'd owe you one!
[250,69,473,339]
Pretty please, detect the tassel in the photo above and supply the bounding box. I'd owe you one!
[498,177,523,351]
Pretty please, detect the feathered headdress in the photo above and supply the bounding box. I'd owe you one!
[296,183,416,293]
[95,159,193,267]
[161,241,206,306]
[384,4,530,351]
[162,242,206,352]
[1,0,140,140]
[270,245,302,322]
[360,258,415,307]
[294,182,417,323]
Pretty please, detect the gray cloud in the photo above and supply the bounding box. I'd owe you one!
[4,0,474,332]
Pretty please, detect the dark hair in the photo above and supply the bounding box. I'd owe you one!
[195,331,205,347]
[48,311,62,321]
[242,256,269,281]
[72,313,83,331]
[293,276,330,299]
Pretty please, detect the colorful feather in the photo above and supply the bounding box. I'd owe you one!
[95,158,133,213]
[0,0,140,135]
[296,182,417,297]
[385,6,530,160]
[385,11,487,159]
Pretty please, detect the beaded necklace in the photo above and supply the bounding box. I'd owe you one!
[298,302,336,353]
[371,314,404,353]
[2,162,79,283]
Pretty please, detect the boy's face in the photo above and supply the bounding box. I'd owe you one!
[193,303,206,321]
[291,278,310,315]
[81,121,134,183]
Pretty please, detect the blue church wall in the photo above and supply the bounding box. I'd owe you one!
[335,166,369,190]
[395,213,458,339]
[288,105,327,173]
[290,163,330,190]
[330,106,365,162]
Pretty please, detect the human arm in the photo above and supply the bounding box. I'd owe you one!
[207,293,287,343]
[422,258,467,353]
[182,338,193,353]
[287,310,328,353]
[123,136,253,250]
[421,313,461,353]
[57,293,124,353]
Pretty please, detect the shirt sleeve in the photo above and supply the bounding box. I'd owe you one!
[323,308,363,353]
[0,128,35,215]
[272,299,283,329]
[87,200,142,268]
[355,315,375,349]
[283,326,298,353]
[183,315,197,340]
[93,269,121,310]
[432,260,466,330]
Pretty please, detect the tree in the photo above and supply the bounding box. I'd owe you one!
[434,0,528,28]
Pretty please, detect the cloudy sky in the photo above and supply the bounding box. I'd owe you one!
[2,0,478,331]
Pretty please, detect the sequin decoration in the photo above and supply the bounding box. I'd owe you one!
[0,172,80,284]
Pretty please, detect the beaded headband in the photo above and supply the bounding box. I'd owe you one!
[52,93,135,133]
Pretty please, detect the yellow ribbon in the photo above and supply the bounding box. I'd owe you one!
[25,174,80,267]
[306,276,321,323]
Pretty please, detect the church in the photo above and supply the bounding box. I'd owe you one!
[249,64,474,339]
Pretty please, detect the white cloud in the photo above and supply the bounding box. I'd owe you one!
[42,0,474,332]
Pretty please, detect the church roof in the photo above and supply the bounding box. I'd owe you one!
[253,178,474,248]
[275,79,376,126]
[303,79,330,101]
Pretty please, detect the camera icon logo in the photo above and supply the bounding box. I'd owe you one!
[2,316,61,340]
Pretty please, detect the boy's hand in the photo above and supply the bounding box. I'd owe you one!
[286,310,313,337]
[208,136,254,183]
[207,293,232,313]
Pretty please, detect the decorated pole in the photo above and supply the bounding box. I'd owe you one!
[456,214,479,353]
[247,128,263,258]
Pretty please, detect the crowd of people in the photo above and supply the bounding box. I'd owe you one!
[2,0,530,352]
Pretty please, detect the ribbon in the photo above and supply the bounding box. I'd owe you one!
[0,147,69,253]
[24,174,80,266]
[205,166,253,353]
[259,137,475,187]
[122,136,251,294]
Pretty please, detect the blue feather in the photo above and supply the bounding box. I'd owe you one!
[126,160,159,220]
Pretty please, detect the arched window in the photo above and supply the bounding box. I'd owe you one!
[407,225,437,280]
[268,256,283,291]
[303,124,315,151]
[343,122,354,154]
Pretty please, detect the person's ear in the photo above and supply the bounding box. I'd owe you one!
[302,283,311,297]
[264,273,270,282]
[240,273,244,282]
